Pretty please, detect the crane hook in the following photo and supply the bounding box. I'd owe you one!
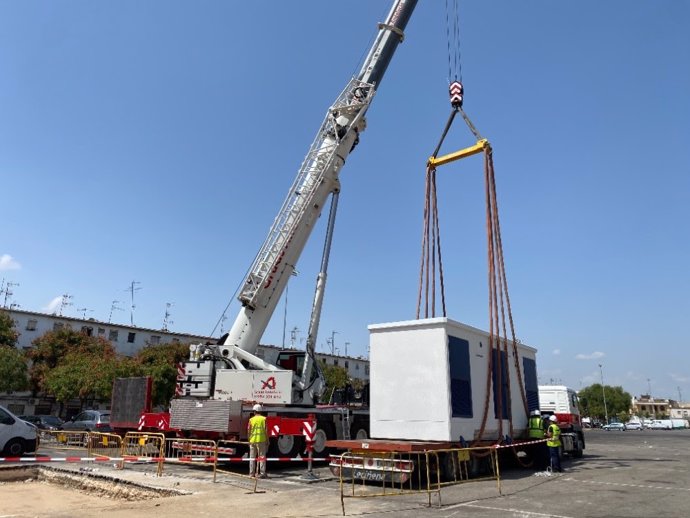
[449,80,463,108]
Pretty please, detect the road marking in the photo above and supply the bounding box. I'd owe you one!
[444,501,575,518]
[564,477,690,492]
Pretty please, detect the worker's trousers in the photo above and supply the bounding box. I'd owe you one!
[548,445,562,472]
[249,442,268,477]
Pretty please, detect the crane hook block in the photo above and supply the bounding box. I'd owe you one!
[449,81,464,108]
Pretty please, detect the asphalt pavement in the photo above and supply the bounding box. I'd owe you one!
[2,428,689,517]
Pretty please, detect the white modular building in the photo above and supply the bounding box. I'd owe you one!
[369,317,539,443]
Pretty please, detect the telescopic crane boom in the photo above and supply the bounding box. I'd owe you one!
[188,0,418,406]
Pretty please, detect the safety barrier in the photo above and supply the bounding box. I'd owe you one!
[214,439,264,492]
[164,438,218,482]
[120,432,166,476]
[87,432,123,458]
[424,446,502,501]
[26,425,321,483]
[40,430,91,452]
[334,445,502,515]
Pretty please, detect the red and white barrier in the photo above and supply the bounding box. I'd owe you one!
[492,439,547,449]
[0,455,328,463]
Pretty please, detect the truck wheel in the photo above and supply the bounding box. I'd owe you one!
[350,422,369,440]
[269,435,305,459]
[573,437,585,458]
[311,422,334,458]
[469,453,492,476]
[4,438,25,457]
[440,452,460,481]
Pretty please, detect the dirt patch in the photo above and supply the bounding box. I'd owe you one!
[0,465,185,501]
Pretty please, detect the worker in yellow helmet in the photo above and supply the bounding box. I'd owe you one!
[546,415,563,473]
[248,404,268,478]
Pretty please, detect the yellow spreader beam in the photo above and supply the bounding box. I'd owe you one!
[428,138,490,168]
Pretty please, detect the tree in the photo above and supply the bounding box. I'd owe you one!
[135,342,190,407]
[0,346,29,392]
[43,351,138,407]
[28,329,118,398]
[0,311,19,348]
[579,383,632,422]
[0,311,26,392]
[320,361,349,403]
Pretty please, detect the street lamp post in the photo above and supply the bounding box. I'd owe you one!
[599,364,609,425]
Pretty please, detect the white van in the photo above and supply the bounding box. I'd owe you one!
[649,419,672,430]
[0,404,38,456]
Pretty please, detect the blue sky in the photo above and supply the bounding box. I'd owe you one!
[1,1,689,400]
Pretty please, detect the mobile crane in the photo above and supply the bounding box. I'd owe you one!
[164,0,419,456]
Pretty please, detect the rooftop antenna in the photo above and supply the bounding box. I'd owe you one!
[125,281,142,326]
[108,300,124,323]
[163,302,174,331]
[9,303,21,310]
[219,314,228,335]
[679,386,683,403]
[345,341,350,357]
[59,294,73,316]
[2,281,19,308]
[77,307,94,319]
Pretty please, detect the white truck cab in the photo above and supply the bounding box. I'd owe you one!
[0,404,38,456]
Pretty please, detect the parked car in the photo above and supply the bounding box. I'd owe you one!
[625,421,643,430]
[649,419,672,430]
[61,410,112,432]
[0,404,39,456]
[19,415,64,431]
[602,422,626,431]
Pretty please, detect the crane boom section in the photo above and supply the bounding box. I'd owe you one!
[225,0,418,355]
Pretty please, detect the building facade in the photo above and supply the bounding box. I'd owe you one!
[631,395,671,418]
[5,308,211,357]
[1,308,369,416]
[5,308,369,380]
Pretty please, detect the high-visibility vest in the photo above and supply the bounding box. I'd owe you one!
[248,415,267,443]
[528,416,545,438]
[546,423,561,447]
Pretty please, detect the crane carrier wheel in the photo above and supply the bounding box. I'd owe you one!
[269,434,305,459]
[312,421,335,457]
[350,421,369,441]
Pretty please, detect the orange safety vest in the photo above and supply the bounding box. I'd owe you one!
[248,415,267,444]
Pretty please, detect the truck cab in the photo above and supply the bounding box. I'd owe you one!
[538,385,585,458]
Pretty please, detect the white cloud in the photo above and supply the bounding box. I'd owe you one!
[575,351,605,360]
[552,349,561,355]
[0,254,21,271]
[43,297,62,314]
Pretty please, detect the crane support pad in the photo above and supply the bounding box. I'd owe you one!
[428,139,490,168]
